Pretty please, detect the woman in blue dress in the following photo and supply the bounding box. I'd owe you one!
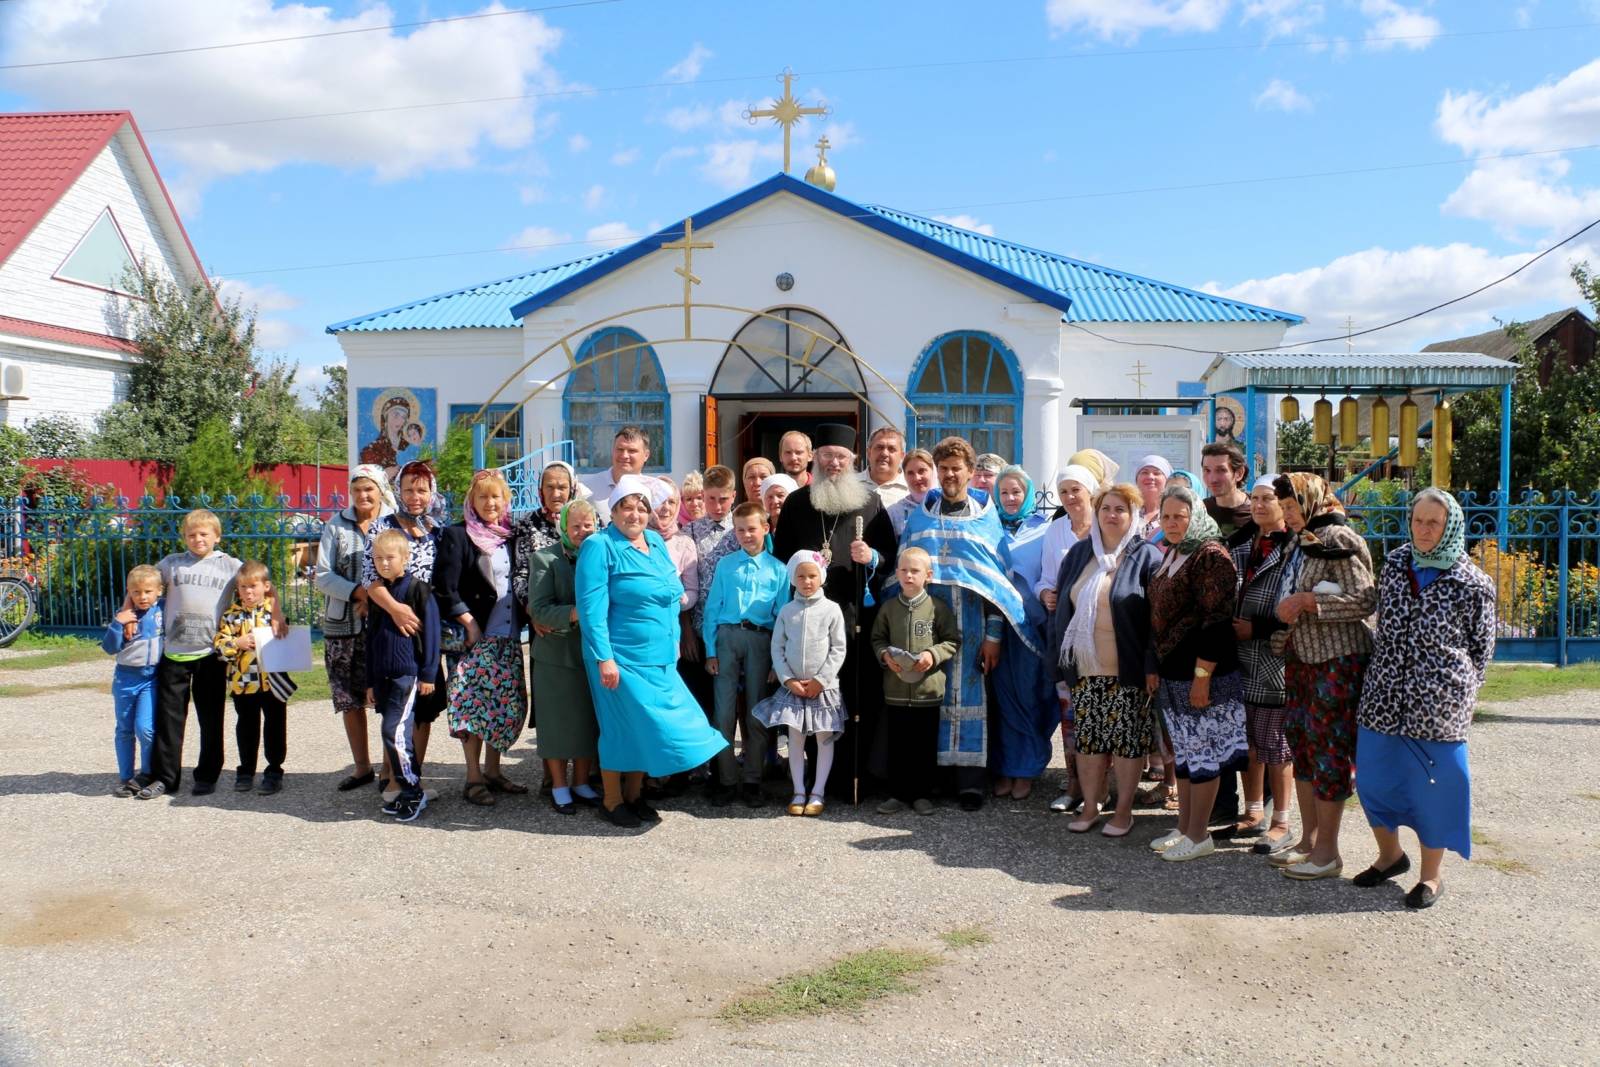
[989,465,1059,800]
[576,475,728,828]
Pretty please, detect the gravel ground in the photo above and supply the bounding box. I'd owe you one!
[1,656,1596,1066]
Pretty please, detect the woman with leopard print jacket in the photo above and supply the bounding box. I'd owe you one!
[1352,488,1495,911]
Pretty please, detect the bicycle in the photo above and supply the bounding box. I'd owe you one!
[0,571,38,648]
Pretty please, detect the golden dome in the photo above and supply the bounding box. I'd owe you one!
[804,135,836,191]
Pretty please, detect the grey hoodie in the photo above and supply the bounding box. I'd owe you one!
[157,550,242,657]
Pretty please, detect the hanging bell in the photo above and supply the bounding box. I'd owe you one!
[1339,395,1359,446]
[1280,395,1300,423]
[1398,397,1419,467]
[1313,397,1333,446]
[1369,397,1391,459]
[1432,397,1453,489]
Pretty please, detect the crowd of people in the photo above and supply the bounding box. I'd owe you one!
[100,421,1498,909]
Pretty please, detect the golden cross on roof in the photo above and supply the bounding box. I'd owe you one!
[660,215,713,338]
[743,68,831,174]
[1127,359,1150,398]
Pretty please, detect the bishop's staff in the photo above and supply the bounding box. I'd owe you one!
[852,514,864,806]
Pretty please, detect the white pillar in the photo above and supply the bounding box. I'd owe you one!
[1025,375,1064,478]
[665,378,703,478]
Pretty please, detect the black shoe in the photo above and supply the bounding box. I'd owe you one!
[740,783,764,808]
[191,780,216,797]
[233,774,254,793]
[571,789,601,808]
[551,796,576,815]
[337,770,376,792]
[630,799,662,823]
[1404,881,1444,909]
[707,784,735,807]
[258,771,283,795]
[394,793,428,823]
[601,801,642,828]
[958,791,984,812]
[381,795,403,816]
[1353,854,1412,888]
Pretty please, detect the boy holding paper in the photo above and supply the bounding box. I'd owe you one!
[213,561,298,795]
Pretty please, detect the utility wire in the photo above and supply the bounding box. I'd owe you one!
[0,0,623,71]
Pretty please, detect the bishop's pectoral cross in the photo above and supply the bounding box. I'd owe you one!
[660,216,713,338]
[743,68,831,174]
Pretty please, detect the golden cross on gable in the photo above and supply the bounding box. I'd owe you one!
[1127,359,1150,398]
[660,216,713,338]
[743,68,831,174]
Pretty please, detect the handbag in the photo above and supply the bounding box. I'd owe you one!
[439,618,467,654]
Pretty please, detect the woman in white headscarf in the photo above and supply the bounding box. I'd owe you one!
[1134,454,1173,540]
[1034,465,1100,612]
[315,464,394,791]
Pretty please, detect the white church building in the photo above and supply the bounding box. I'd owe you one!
[330,172,1300,481]
[0,111,210,431]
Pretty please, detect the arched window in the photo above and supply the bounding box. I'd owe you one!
[906,331,1022,458]
[564,327,669,472]
[710,307,863,395]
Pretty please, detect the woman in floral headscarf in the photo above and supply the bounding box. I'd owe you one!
[511,460,583,608]
[1353,488,1494,909]
[315,464,394,791]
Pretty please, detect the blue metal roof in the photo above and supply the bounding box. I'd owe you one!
[1202,351,1518,393]
[329,173,1301,333]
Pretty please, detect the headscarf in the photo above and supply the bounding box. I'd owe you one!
[786,549,828,597]
[1053,464,1100,500]
[1061,493,1142,676]
[347,463,396,516]
[975,453,1006,475]
[759,472,799,500]
[608,473,655,512]
[995,465,1036,528]
[648,476,680,540]
[1068,448,1120,486]
[1251,474,1278,494]
[1168,468,1198,489]
[1409,488,1466,570]
[539,460,587,515]
[1272,472,1356,559]
[1136,454,1174,479]
[1163,485,1222,556]
[465,471,512,555]
[557,500,582,554]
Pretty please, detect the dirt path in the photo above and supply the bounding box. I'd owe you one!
[0,661,1595,1066]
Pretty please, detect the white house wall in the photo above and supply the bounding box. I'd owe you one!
[0,131,191,339]
[0,337,130,429]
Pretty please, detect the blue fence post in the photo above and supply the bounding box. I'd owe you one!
[1558,498,1571,668]
[471,421,487,473]
[1243,384,1257,476]
[1498,381,1512,551]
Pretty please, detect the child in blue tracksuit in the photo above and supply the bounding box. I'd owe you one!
[102,564,164,797]
[364,529,440,822]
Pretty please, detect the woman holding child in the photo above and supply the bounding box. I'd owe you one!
[435,470,530,807]
[315,464,394,792]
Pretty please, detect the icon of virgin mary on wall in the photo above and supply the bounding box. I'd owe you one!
[355,386,435,481]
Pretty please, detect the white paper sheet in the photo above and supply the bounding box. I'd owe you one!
[253,625,313,673]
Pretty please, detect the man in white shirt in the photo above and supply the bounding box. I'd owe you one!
[580,426,649,524]
[860,425,909,507]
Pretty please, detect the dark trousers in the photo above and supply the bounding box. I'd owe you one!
[150,654,227,790]
[233,691,287,776]
[374,675,422,799]
[886,702,939,803]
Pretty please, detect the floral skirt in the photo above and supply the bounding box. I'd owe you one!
[1158,672,1248,785]
[1284,654,1366,802]
[447,636,528,754]
[323,633,367,714]
[1071,676,1154,759]
[752,686,846,742]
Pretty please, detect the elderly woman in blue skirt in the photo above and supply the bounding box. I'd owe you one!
[576,475,729,828]
[1354,488,1495,909]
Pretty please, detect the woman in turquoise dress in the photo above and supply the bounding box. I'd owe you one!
[576,475,728,828]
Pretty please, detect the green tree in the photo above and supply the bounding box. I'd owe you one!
[429,420,476,505]
[23,415,87,458]
[1276,417,1327,468]
[168,417,260,502]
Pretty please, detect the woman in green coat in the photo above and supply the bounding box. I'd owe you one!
[528,500,603,814]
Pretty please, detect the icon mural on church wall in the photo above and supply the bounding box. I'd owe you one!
[356,386,436,482]
[1213,396,1244,448]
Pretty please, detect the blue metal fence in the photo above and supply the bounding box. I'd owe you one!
[6,487,1599,662]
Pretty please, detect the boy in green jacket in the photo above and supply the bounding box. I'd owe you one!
[871,547,959,814]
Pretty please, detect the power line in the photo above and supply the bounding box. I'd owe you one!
[0,0,623,71]
[96,17,1599,134]
[214,142,1600,277]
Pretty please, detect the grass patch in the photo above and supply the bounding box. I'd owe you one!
[1475,856,1536,876]
[719,948,941,1024]
[1578,792,1600,802]
[938,925,993,951]
[0,680,107,699]
[595,1022,677,1045]
[0,635,105,670]
[1478,663,1600,705]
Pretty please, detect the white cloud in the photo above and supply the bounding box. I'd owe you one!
[582,183,605,211]
[214,278,302,349]
[0,1,564,194]
[932,214,997,236]
[1045,0,1230,40]
[1360,0,1440,50]
[610,146,640,166]
[585,221,642,246]
[663,42,712,83]
[701,140,782,190]
[1241,0,1324,38]
[662,104,714,131]
[567,133,591,154]
[1442,157,1600,239]
[504,225,572,255]
[1254,78,1313,112]
[1205,240,1597,351]
[654,145,700,173]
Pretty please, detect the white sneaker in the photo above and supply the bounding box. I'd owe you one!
[1162,836,1215,862]
[1150,828,1185,853]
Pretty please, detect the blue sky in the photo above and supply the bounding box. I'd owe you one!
[4,0,1600,394]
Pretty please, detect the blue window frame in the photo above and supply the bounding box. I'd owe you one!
[564,327,670,472]
[905,331,1022,458]
[449,403,522,466]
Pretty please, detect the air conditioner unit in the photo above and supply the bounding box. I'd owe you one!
[0,362,26,399]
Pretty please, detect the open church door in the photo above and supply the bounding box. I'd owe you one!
[701,394,718,468]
